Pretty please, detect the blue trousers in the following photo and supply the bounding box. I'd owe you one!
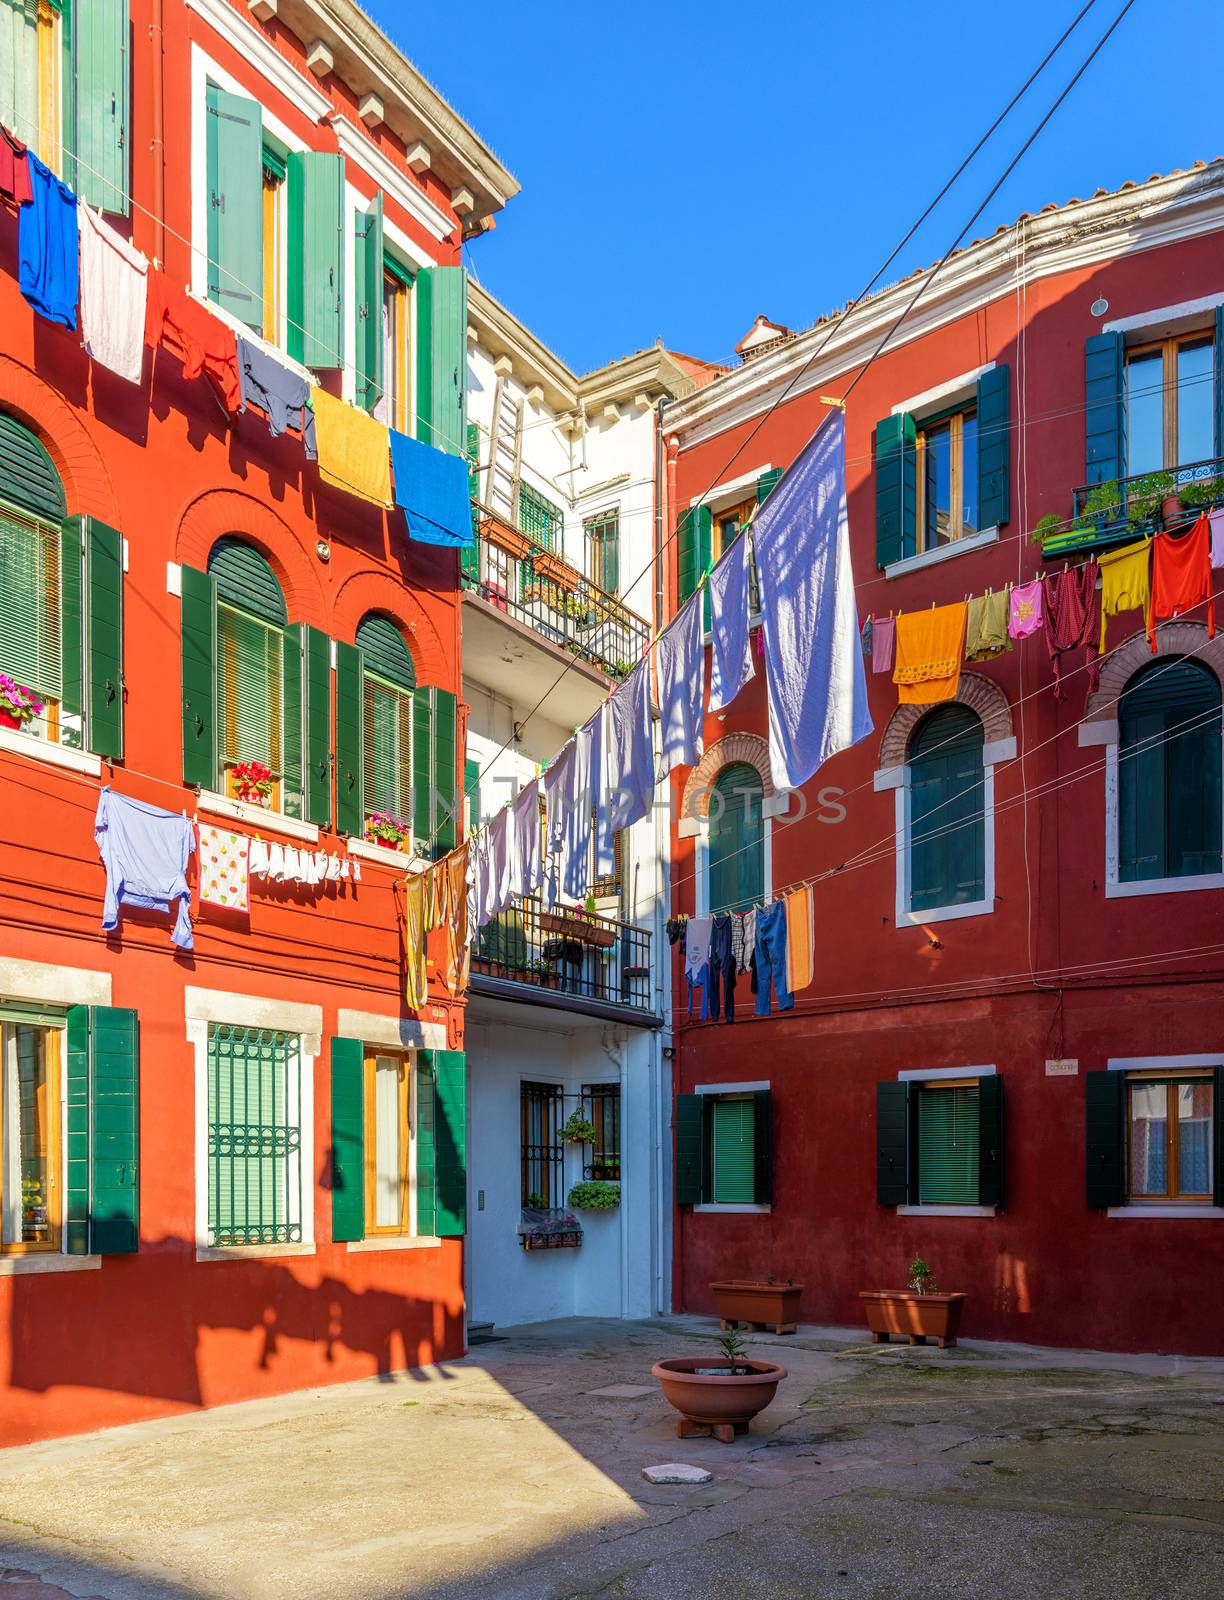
[754,900,794,1016]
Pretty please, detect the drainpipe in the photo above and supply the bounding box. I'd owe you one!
[651,395,672,1315]
[149,0,165,265]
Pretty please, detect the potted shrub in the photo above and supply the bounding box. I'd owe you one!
[0,676,44,732]
[1179,476,1224,514]
[231,760,273,807]
[1125,470,1176,529]
[365,811,411,852]
[560,1110,597,1146]
[567,1180,620,1211]
[711,1273,803,1336]
[1031,512,1063,548]
[653,1328,787,1443]
[860,1255,966,1349]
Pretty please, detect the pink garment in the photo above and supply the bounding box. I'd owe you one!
[1008,579,1044,640]
[198,824,250,911]
[1209,507,1224,569]
[871,616,896,674]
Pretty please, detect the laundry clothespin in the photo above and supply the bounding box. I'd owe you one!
[819,395,847,410]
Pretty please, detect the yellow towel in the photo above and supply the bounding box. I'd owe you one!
[1098,538,1152,651]
[311,386,392,507]
[893,603,968,704]
[965,591,1012,661]
[403,874,427,1010]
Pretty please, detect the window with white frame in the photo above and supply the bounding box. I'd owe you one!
[206,1023,303,1247]
[903,705,987,918]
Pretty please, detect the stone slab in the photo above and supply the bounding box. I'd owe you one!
[641,1463,714,1485]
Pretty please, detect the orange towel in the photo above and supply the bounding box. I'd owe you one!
[784,885,814,993]
[892,603,968,704]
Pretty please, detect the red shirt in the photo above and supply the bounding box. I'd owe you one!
[144,269,242,414]
[0,125,32,207]
[1151,512,1215,649]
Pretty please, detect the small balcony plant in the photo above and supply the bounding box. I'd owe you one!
[0,675,45,731]
[365,811,411,851]
[231,760,273,807]
[567,1180,620,1211]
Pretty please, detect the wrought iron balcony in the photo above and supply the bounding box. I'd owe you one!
[1041,456,1224,558]
[470,894,658,1022]
[463,505,650,679]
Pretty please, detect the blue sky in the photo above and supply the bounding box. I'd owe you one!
[367,0,1224,375]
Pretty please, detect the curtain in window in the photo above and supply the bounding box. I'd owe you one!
[0,506,61,700]
[217,604,283,774]
[373,1056,403,1229]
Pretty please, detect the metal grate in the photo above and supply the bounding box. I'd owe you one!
[582,1082,620,1180]
[207,1024,302,1247]
[520,1080,564,1207]
[473,895,653,1014]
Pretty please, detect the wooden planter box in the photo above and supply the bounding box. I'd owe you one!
[481,514,533,560]
[860,1290,966,1348]
[538,911,617,948]
[711,1280,803,1336]
[532,550,581,592]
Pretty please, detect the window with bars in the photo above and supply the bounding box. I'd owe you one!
[584,509,620,595]
[582,1083,620,1180]
[520,1080,564,1207]
[206,1024,302,1247]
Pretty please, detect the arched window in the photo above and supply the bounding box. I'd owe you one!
[357,614,416,822]
[0,413,66,739]
[708,762,764,914]
[1118,658,1221,883]
[208,538,289,804]
[907,704,985,913]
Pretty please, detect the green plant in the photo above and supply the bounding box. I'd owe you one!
[524,1192,548,1209]
[1178,476,1224,510]
[1031,512,1063,547]
[567,1180,620,1210]
[1083,478,1124,522]
[907,1256,938,1295]
[560,1111,598,1145]
[716,1326,751,1374]
[1126,469,1175,525]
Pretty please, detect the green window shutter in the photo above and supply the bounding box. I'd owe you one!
[354,192,384,414]
[462,423,481,578]
[432,687,457,858]
[917,1084,980,1205]
[85,516,124,759]
[711,1098,755,1203]
[875,413,917,567]
[677,504,712,603]
[60,513,84,738]
[415,265,468,457]
[287,151,344,369]
[708,762,764,914]
[282,622,304,816]
[752,1088,772,1205]
[0,504,62,705]
[674,1093,705,1205]
[416,1052,436,1236]
[0,2,37,147]
[1085,332,1126,485]
[303,624,331,827]
[1119,660,1222,881]
[1085,1070,1125,1209]
[412,686,433,844]
[64,1003,91,1255]
[1213,1066,1224,1209]
[976,364,1010,530]
[908,705,985,912]
[334,639,364,837]
[977,1074,1004,1208]
[89,1005,139,1255]
[431,1049,467,1236]
[205,82,263,330]
[876,1080,910,1205]
[356,614,415,689]
[0,413,66,522]
[209,538,287,625]
[464,755,480,835]
[1215,306,1224,462]
[180,564,217,788]
[72,0,130,215]
[330,1036,365,1243]
[756,468,782,505]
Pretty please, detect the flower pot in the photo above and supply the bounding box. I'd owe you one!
[0,709,23,730]
[859,1290,966,1348]
[652,1356,787,1442]
[1162,493,1186,529]
[711,1280,804,1336]
[480,515,533,560]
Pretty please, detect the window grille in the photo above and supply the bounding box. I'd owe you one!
[207,1024,302,1246]
[582,1083,620,1180]
[520,1080,564,1206]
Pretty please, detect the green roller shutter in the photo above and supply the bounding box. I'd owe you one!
[677,503,711,604]
[711,1098,754,1203]
[334,639,364,837]
[416,1052,436,1236]
[431,1049,467,1236]
[752,1088,772,1205]
[875,412,917,567]
[756,468,782,505]
[287,151,345,369]
[330,1036,364,1243]
[355,192,384,414]
[976,364,1010,531]
[416,265,468,457]
[1213,1066,1224,1209]
[1215,307,1224,463]
[1085,1070,1125,1209]
[282,622,303,816]
[303,624,331,827]
[917,1083,980,1205]
[72,0,130,215]
[181,564,217,788]
[876,1080,910,1205]
[60,514,84,741]
[432,687,457,857]
[674,1093,704,1205]
[1085,332,1126,486]
[0,413,65,522]
[977,1075,1004,1208]
[65,1004,139,1256]
[205,83,263,330]
[85,517,124,759]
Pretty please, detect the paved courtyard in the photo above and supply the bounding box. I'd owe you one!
[0,1317,1222,1599]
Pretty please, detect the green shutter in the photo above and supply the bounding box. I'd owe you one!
[304,624,331,826]
[1119,660,1222,881]
[674,1093,705,1205]
[752,1088,772,1205]
[72,0,130,215]
[711,1098,755,1203]
[209,539,286,625]
[416,1051,436,1236]
[1215,306,1224,463]
[287,151,345,369]
[180,564,217,788]
[1085,1070,1125,1209]
[432,686,457,858]
[431,1049,467,1236]
[0,2,37,150]
[60,513,84,742]
[85,516,123,759]
[205,82,263,330]
[330,1036,365,1243]
[89,1006,139,1254]
[756,468,782,505]
[909,706,985,912]
[677,504,712,604]
[1213,1066,1224,1210]
[977,1074,1004,1208]
[0,413,65,522]
[462,422,481,578]
[876,1080,910,1205]
[875,412,917,567]
[1085,332,1126,485]
[464,755,480,835]
[412,687,432,844]
[976,364,1010,530]
[917,1084,980,1205]
[334,640,364,837]
[355,192,384,414]
[708,762,764,914]
[415,265,468,457]
[64,1003,91,1255]
[282,622,303,815]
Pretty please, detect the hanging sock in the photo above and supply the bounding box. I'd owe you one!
[964,592,1013,661]
[1008,579,1044,640]
[655,591,705,779]
[871,616,896,675]
[1098,539,1152,651]
[893,603,968,704]
[707,531,755,713]
[1042,561,1100,697]
[248,837,270,878]
[79,205,148,384]
[19,154,78,328]
[1151,513,1215,650]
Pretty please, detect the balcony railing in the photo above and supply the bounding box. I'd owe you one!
[1041,456,1224,558]
[463,505,650,678]
[471,894,655,1016]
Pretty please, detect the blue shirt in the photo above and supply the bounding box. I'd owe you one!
[19,154,79,329]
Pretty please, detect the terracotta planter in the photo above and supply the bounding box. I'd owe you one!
[711,1280,803,1335]
[652,1356,786,1442]
[538,911,617,948]
[533,550,581,592]
[480,515,532,560]
[860,1290,966,1348]
[1162,493,1186,529]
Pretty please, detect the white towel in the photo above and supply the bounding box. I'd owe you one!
[79,205,148,383]
[655,592,704,779]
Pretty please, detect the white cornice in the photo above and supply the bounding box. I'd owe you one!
[334,119,453,244]
[185,0,332,121]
